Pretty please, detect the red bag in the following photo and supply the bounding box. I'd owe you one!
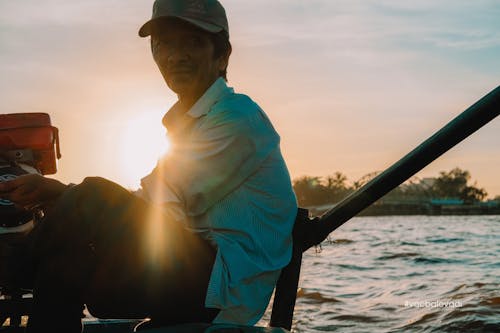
[0,113,61,175]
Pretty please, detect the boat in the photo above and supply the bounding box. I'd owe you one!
[1,86,499,332]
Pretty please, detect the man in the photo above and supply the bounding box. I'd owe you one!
[0,0,297,332]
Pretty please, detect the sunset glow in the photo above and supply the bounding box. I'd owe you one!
[118,111,170,190]
[1,1,499,196]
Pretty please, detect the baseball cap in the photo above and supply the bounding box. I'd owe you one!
[139,0,229,38]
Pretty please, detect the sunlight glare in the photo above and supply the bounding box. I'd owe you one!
[118,111,170,190]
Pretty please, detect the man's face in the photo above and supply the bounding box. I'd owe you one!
[151,19,227,104]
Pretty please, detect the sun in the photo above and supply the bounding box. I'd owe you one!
[118,111,170,190]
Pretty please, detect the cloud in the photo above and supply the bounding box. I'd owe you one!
[0,0,147,27]
[226,0,500,54]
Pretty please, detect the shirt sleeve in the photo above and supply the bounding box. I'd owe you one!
[159,103,279,217]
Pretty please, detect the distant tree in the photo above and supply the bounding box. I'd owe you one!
[324,172,350,202]
[293,172,351,206]
[293,168,488,206]
[462,185,487,203]
[432,167,487,202]
[382,177,434,203]
[325,172,347,189]
[352,171,380,190]
[402,177,432,198]
[293,176,329,206]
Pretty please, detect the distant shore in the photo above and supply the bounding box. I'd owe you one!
[307,201,500,217]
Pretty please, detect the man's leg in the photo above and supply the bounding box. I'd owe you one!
[26,177,217,332]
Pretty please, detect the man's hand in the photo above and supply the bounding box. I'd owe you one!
[0,174,69,210]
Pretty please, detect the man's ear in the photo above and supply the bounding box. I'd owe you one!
[218,58,227,72]
[218,44,232,71]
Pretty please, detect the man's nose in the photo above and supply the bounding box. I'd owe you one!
[167,41,190,64]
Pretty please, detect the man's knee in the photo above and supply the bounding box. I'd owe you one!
[41,177,125,234]
[69,177,128,204]
[78,177,116,195]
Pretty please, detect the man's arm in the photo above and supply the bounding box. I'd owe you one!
[0,174,69,210]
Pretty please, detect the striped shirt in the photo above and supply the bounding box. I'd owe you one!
[139,78,297,324]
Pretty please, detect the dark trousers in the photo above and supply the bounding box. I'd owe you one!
[20,177,218,333]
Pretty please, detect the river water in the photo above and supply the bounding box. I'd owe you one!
[259,215,499,332]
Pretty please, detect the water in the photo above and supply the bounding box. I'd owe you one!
[260,215,500,332]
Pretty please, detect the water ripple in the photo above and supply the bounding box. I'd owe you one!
[377,252,420,260]
[426,237,465,243]
[412,257,463,264]
[296,289,341,304]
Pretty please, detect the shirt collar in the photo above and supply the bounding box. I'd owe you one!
[162,77,233,131]
[187,77,233,118]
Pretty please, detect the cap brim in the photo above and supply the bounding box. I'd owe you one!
[138,16,223,37]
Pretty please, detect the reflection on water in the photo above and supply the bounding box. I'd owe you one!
[259,215,500,332]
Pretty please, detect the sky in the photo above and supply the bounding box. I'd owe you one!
[1,0,499,197]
